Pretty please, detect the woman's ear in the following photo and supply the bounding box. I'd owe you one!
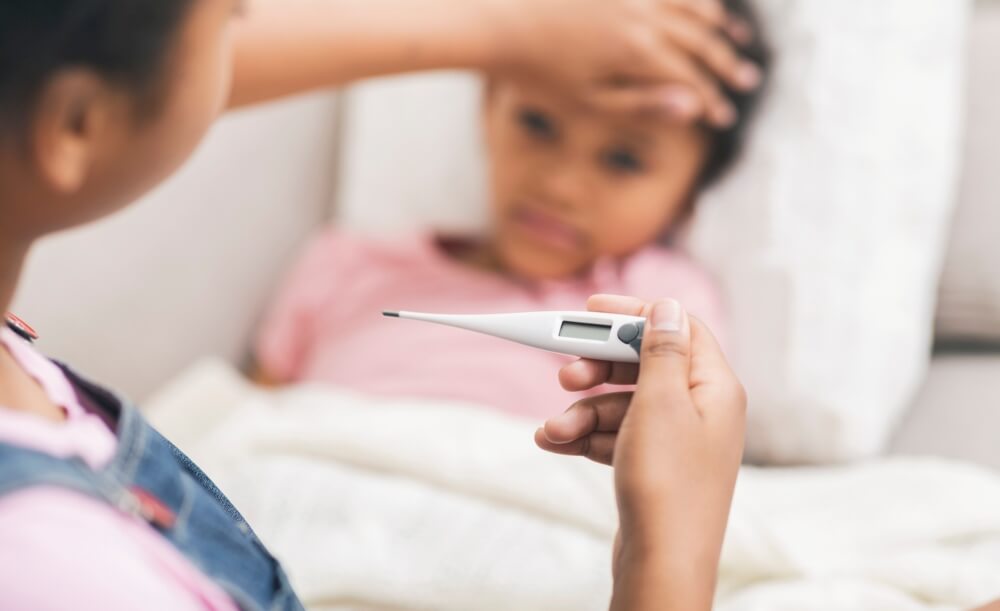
[30,69,118,194]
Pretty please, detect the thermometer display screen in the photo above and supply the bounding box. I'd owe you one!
[559,321,612,342]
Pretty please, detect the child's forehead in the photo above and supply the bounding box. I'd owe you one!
[490,79,689,144]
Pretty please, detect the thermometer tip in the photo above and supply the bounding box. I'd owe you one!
[382,310,400,318]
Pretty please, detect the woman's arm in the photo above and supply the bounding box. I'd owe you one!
[230,0,495,107]
[230,0,762,126]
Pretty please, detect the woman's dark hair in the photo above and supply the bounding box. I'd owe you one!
[699,0,772,187]
[0,0,196,131]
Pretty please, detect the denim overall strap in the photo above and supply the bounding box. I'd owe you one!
[0,363,305,611]
[0,442,130,510]
[107,406,304,611]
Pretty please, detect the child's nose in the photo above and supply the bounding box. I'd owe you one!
[536,162,591,212]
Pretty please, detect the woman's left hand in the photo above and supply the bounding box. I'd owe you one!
[486,0,762,126]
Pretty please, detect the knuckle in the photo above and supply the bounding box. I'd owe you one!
[690,71,720,97]
[702,0,727,23]
[706,34,738,65]
[643,338,690,359]
[567,398,595,420]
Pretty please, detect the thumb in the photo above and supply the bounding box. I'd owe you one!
[635,299,692,399]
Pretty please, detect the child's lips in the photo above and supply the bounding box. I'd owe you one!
[509,207,586,252]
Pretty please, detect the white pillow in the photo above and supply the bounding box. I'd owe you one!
[688,0,969,463]
[334,1,970,463]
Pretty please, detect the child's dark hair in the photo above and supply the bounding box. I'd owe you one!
[699,0,772,187]
[0,0,196,134]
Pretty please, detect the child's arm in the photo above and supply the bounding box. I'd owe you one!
[230,0,761,127]
[537,296,746,611]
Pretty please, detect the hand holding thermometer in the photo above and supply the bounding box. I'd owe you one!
[383,310,646,363]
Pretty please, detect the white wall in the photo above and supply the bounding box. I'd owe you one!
[12,92,341,400]
[335,72,488,236]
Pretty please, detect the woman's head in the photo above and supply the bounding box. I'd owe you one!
[483,0,770,281]
[0,0,241,236]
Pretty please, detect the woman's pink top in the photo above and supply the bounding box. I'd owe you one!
[257,230,725,419]
[0,327,237,610]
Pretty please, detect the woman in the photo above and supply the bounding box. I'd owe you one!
[0,0,752,609]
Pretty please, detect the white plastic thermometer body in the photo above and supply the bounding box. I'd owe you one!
[383,310,646,363]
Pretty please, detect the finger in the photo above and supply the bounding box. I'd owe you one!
[661,16,761,91]
[642,45,735,128]
[663,0,728,29]
[687,315,731,386]
[586,294,648,317]
[634,299,693,402]
[725,16,754,46]
[585,84,703,121]
[687,315,747,414]
[666,0,755,46]
[534,429,617,466]
[559,358,639,391]
[556,294,649,391]
[542,392,633,443]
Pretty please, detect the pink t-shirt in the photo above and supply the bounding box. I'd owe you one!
[257,230,725,419]
[0,328,237,611]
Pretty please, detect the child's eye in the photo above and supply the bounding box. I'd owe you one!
[603,148,645,174]
[517,108,557,140]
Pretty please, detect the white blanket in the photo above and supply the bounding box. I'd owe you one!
[146,361,1000,611]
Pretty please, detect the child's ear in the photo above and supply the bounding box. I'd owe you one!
[480,77,503,139]
[482,77,497,100]
[30,70,117,194]
[481,77,500,113]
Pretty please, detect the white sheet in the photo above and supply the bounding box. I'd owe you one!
[146,361,1000,611]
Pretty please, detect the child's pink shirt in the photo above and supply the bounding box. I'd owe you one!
[257,230,726,418]
[0,328,237,611]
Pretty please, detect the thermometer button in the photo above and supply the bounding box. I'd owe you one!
[616,322,641,344]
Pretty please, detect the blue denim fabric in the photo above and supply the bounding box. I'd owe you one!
[0,364,304,611]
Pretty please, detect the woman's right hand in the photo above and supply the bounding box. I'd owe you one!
[536,295,747,610]
[486,0,762,126]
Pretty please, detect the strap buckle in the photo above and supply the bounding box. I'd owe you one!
[4,313,38,342]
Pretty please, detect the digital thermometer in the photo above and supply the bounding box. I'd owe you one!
[383,310,646,363]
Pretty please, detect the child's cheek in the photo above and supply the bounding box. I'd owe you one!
[592,196,671,257]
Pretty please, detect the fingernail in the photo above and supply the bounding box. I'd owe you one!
[651,299,684,333]
[663,89,698,117]
[736,63,762,90]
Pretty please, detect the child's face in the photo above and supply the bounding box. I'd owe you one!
[1,0,237,235]
[484,80,710,280]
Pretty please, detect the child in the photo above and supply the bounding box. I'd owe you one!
[255,0,770,420]
[0,0,763,608]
